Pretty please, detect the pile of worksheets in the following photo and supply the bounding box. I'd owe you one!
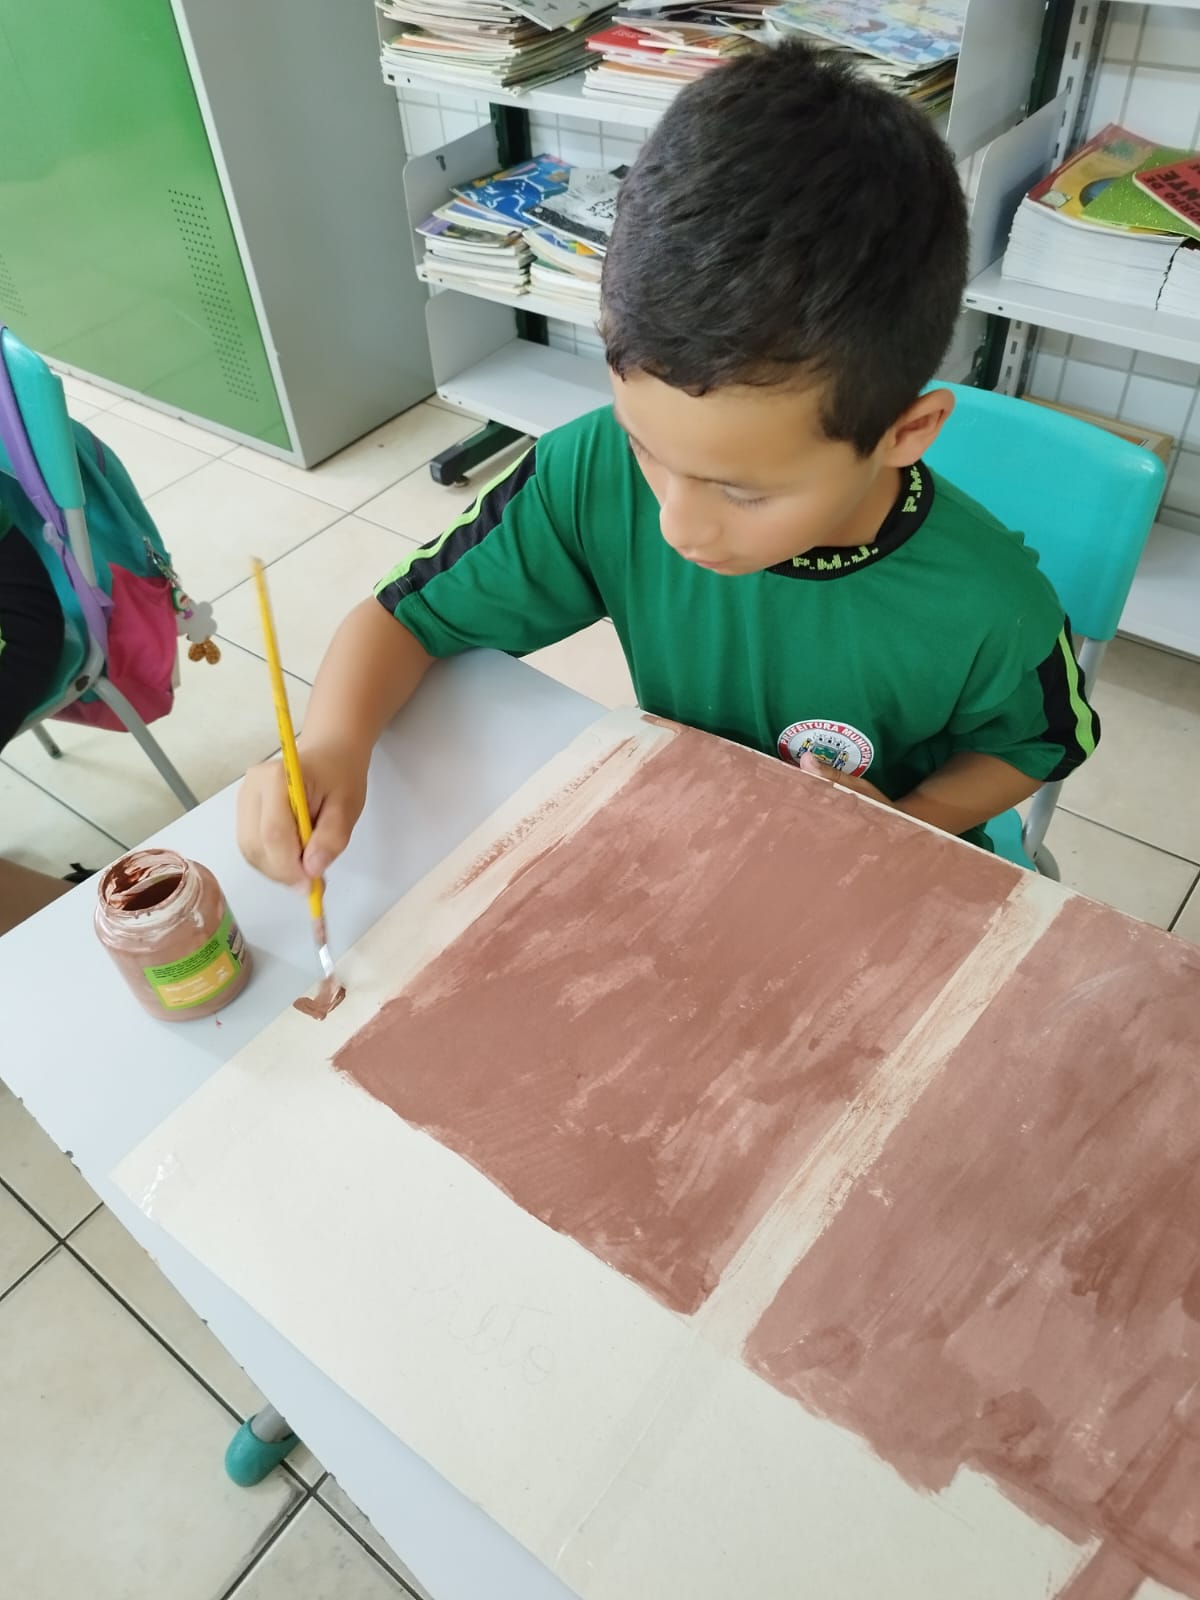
[378,0,613,91]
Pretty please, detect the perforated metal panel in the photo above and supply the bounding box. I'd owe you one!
[0,0,288,448]
[169,188,259,403]
[0,249,27,320]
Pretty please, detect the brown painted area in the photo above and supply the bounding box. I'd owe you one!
[334,727,1013,1315]
[743,894,1200,1598]
[449,736,639,896]
[1055,1546,1143,1600]
[294,979,346,1021]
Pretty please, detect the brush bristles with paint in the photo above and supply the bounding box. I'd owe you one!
[250,557,345,1021]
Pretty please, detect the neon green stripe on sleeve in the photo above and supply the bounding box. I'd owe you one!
[374,449,531,597]
[1057,629,1097,758]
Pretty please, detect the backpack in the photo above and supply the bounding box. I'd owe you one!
[0,419,218,731]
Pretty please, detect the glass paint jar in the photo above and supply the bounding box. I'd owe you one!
[95,849,251,1021]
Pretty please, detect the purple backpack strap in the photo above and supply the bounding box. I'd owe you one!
[0,327,111,653]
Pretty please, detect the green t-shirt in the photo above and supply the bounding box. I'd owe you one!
[376,405,1097,837]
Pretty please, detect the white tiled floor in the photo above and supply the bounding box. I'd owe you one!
[2,387,1200,1599]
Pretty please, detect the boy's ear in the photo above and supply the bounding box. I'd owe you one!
[880,388,955,466]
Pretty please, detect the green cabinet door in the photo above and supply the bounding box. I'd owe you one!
[0,0,289,447]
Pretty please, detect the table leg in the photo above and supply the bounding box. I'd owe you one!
[224,1402,300,1486]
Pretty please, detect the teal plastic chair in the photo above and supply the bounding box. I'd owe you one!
[925,384,1164,874]
[0,329,196,806]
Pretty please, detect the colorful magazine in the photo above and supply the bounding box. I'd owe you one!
[1133,156,1200,238]
[1028,125,1197,238]
[451,154,570,226]
[527,166,625,248]
[769,1,965,68]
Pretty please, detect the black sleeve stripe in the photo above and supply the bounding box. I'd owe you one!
[375,445,537,612]
[1036,618,1101,782]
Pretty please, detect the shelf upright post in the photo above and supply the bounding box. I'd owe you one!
[427,103,545,484]
[980,0,1107,395]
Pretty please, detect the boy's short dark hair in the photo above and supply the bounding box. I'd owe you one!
[601,42,968,455]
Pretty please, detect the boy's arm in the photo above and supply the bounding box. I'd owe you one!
[895,752,1042,834]
[802,621,1099,839]
[239,435,607,885]
[238,601,434,885]
[799,749,1041,835]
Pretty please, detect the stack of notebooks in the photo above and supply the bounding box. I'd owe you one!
[764,0,962,112]
[583,16,761,104]
[378,0,613,92]
[1000,127,1200,318]
[416,154,619,312]
[1160,246,1200,319]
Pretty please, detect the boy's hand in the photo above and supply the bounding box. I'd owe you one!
[237,741,368,886]
[798,752,894,808]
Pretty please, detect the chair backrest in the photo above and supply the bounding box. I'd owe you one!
[924,384,1164,642]
[0,328,86,525]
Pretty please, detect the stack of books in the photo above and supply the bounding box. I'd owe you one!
[417,215,533,293]
[523,165,624,305]
[377,0,613,92]
[527,227,605,306]
[1160,247,1200,319]
[416,155,620,314]
[764,0,962,112]
[1000,126,1200,317]
[583,18,760,104]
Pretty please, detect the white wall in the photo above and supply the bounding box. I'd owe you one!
[1025,5,1200,535]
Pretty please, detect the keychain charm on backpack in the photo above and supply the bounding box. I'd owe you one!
[180,598,221,665]
[144,540,222,667]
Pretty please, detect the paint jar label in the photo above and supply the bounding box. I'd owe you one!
[142,910,247,1011]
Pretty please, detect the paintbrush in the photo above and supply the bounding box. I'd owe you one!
[251,558,339,998]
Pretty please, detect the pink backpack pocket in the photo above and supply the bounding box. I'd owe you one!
[54,564,179,730]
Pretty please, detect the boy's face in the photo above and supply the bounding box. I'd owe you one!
[611,370,952,577]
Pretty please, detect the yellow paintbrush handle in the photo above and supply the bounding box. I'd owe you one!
[251,559,324,918]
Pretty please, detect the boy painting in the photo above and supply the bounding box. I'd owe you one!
[239,42,1097,884]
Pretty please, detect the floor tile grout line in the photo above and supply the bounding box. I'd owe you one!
[212,632,313,688]
[3,1190,331,1512]
[0,1240,59,1309]
[63,1237,267,1432]
[314,1492,424,1597]
[212,1483,316,1600]
[124,451,218,502]
[340,504,434,542]
[64,1200,106,1240]
[1054,803,1200,870]
[0,758,132,852]
[201,507,352,606]
[218,414,483,519]
[104,408,240,460]
[1168,867,1200,935]
[281,1461,327,1493]
[0,1171,91,1245]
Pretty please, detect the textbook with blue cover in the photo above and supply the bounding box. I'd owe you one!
[450,155,570,229]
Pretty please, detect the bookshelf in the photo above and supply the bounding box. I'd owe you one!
[390,0,1049,478]
[418,267,597,329]
[384,66,663,130]
[432,325,612,435]
[965,265,1200,370]
[967,1,1200,658]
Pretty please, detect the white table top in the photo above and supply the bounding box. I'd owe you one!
[0,651,600,1600]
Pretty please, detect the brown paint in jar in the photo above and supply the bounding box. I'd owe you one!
[95,849,252,1021]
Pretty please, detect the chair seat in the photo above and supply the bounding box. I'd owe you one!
[984,808,1035,872]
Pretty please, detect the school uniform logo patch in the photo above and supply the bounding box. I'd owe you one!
[777,719,874,776]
